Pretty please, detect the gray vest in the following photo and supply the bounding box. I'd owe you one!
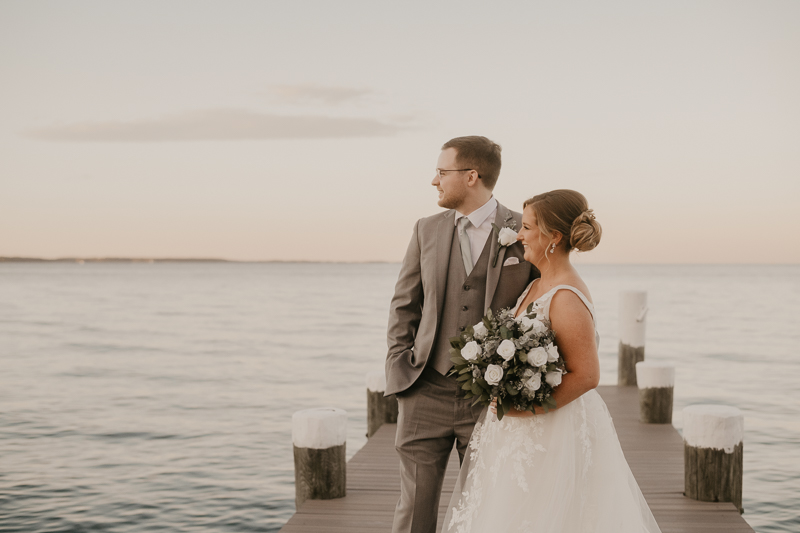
[429,225,492,375]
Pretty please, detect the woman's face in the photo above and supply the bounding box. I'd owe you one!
[517,206,549,266]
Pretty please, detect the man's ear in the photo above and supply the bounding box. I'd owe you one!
[465,170,481,187]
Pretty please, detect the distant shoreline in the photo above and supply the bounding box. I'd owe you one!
[0,257,396,264]
[1,257,797,266]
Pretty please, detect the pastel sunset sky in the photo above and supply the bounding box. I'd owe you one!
[2,1,798,263]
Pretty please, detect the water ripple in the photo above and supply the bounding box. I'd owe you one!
[1,262,798,532]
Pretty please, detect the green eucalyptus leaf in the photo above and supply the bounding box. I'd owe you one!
[450,336,465,349]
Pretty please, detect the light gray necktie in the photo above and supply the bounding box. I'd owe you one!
[458,217,473,276]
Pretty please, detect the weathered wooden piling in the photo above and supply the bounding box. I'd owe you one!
[636,361,674,424]
[291,407,347,507]
[618,290,648,386]
[281,386,755,533]
[683,404,744,513]
[366,370,398,438]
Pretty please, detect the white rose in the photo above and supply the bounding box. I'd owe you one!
[461,341,479,361]
[473,321,488,340]
[485,364,504,385]
[524,372,542,392]
[497,339,516,361]
[527,346,548,367]
[546,343,559,362]
[530,318,547,335]
[498,227,518,246]
[517,315,534,332]
[545,370,563,387]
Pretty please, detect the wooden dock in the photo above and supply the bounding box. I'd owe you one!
[279,386,754,533]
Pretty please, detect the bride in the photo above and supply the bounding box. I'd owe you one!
[443,190,661,533]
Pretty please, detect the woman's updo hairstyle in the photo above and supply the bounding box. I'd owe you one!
[523,189,602,253]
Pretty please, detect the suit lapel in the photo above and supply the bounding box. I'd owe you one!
[484,203,514,311]
[434,210,455,321]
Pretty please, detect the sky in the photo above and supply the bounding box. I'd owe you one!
[1,0,798,263]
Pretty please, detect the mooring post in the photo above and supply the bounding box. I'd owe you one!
[683,404,744,513]
[291,407,347,508]
[618,290,648,386]
[635,361,674,423]
[366,369,398,438]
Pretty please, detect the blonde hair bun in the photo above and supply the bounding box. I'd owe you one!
[523,189,602,253]
[570,209,602,252]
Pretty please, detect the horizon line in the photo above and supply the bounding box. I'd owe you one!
[1,256,798,266]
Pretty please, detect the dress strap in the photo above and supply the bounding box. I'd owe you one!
[539,285,596,325]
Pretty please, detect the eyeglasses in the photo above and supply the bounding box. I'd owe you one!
[435,168,475,178]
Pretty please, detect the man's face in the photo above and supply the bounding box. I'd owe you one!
[431,148,469,210]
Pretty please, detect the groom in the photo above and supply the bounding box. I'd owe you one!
[385,136,538,533]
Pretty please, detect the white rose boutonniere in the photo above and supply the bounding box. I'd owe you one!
[485,364,504,385]
[498,227,517,246]
[491,221,518,267]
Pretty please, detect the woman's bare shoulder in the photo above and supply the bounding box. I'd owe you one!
[553,275,593,304]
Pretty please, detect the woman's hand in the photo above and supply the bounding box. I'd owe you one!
[490,398,537,417]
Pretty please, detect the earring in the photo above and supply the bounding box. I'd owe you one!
[550,243,556,254]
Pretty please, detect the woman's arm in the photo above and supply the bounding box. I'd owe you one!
[494,290,600,417]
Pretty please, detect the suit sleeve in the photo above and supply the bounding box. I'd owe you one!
[386,219,424,376]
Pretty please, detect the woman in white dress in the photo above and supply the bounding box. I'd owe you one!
[444,190,661,533]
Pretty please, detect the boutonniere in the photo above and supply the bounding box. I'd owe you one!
[491,220,518,267]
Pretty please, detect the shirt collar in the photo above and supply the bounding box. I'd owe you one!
[454,197,498,228]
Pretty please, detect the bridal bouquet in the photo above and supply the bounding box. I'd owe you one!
[448,302,566,420]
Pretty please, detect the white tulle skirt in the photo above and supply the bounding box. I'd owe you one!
[443,390,661,533]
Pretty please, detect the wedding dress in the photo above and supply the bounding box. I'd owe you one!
[443,283,661,533]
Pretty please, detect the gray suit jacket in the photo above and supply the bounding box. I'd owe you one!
[385,201,539,396]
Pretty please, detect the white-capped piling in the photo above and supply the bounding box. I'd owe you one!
[292,407,347,507]
[683,405,744,513]
[618,291,648,386]
[635,362,674,423]
[366,370,398,438]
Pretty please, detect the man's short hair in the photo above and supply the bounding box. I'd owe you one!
[441,136,502,190]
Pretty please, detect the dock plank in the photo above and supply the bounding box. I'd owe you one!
[280,385,753,532]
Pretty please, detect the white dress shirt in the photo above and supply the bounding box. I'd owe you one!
[454,197,498,268]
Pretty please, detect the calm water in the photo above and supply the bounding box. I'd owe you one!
[0,263,798,532]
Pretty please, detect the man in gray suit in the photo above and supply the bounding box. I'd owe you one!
[385,136,539,533]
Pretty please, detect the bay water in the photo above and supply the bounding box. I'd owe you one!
[0,262,798,532]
